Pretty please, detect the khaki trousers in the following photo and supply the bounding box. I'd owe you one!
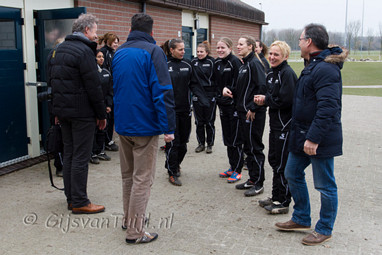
[119,135,159,239]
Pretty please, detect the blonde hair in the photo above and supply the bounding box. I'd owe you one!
[218,37,233,49]
[270,40,291,59]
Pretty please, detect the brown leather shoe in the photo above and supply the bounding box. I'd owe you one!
[302,231,331,245]
[275,219,310,231]
[72,203,105,214]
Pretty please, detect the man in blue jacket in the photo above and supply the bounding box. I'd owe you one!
[275,24,348,246]
[112,13,175,244]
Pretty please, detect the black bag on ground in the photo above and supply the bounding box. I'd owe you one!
[46,124,64,191]
[47,124,63,154]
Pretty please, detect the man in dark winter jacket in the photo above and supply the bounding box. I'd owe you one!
[275,24,348,246]
[47,14,107,214]
[112,13,175,244]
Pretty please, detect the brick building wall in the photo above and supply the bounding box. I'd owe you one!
[209,15,261,58]
[75,0,262,56]
[75,0,181,47]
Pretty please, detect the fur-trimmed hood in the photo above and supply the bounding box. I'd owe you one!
[324,45,349,65]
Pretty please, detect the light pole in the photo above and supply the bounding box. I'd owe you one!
[344,0,348,47]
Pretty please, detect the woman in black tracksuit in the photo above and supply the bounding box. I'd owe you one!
[98,32,120,152]
[215,37,244,183]
[191,41,216,154]
[90,50,113,164]
[223,35,267,197]
[254,41,297,214]
[162,39,208,186]
[255,40,270,73]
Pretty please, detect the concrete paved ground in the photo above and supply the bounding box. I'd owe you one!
[0,95,381,255]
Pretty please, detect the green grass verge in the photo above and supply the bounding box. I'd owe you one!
[342,88,382,97]
[287,61,382,97]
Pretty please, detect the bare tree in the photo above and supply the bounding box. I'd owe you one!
[366,28,374,55]
[328,32,344,46]
[263,29,278,47]
[346,20,361,53]
[278,28,300,50]
[379,23,382,55]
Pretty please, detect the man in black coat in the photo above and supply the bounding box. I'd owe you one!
[275,23,348,246]
[47,13,107,214]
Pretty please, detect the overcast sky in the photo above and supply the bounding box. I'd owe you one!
[242,0,382,35]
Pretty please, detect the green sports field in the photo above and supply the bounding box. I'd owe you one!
[288,61,382,97]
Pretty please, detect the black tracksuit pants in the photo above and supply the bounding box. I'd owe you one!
[238,111,266,186]
[218,104,244,173]
[268,129,291,206]
[165,111,191,176]
[193,95,217,146]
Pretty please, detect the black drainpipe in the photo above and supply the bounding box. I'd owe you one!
[141,0,146,13]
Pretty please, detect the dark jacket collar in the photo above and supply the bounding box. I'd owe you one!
[242,51,254,63]
[127,30,156,44]
[167,55,182,62]
[65,34,97,54]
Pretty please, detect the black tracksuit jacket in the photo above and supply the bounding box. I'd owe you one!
[214,53,242,106]
[232,52,266,113]
[167,56,208,112]
[264,60,297,131]
[191,55,216,95]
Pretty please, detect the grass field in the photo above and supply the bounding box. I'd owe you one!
[288,61,382,97]
[289,50,382,61]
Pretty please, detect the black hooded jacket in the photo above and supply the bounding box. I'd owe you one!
[47,34,106,120]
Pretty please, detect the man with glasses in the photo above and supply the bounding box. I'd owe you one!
[275,23,348,246]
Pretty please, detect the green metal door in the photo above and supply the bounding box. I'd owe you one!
[35,7,86,146]
[0,7,27,165]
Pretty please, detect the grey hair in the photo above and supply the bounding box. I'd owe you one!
[72,13,98,33]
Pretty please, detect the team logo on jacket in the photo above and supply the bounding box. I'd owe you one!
[169,67,173,72]
[194,62,198,66]
[240,69,247,73]
[180,68,189,72]
[268,78,273,84]
[279,133,286,140]
[224,68,231,72]
[202,64,210,67]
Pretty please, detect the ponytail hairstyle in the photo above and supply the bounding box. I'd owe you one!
[256,39,268,57]
[197,40,211,55]
[98,32,119,47]
[240,35,263,67]
[162,38,184,56]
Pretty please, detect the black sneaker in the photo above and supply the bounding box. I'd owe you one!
[126,232,158,244]
[235,180,255,190]
[97,152,111,161]
[90,155,100,164]
[206,145,213,154]
[244,184,264,196]
[259,197,273,207]
[105,142,119,151]
[264,201,289,214]
[195,144,205,153]
[169,176,182,186]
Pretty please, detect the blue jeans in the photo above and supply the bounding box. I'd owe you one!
[285,152,338,236]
